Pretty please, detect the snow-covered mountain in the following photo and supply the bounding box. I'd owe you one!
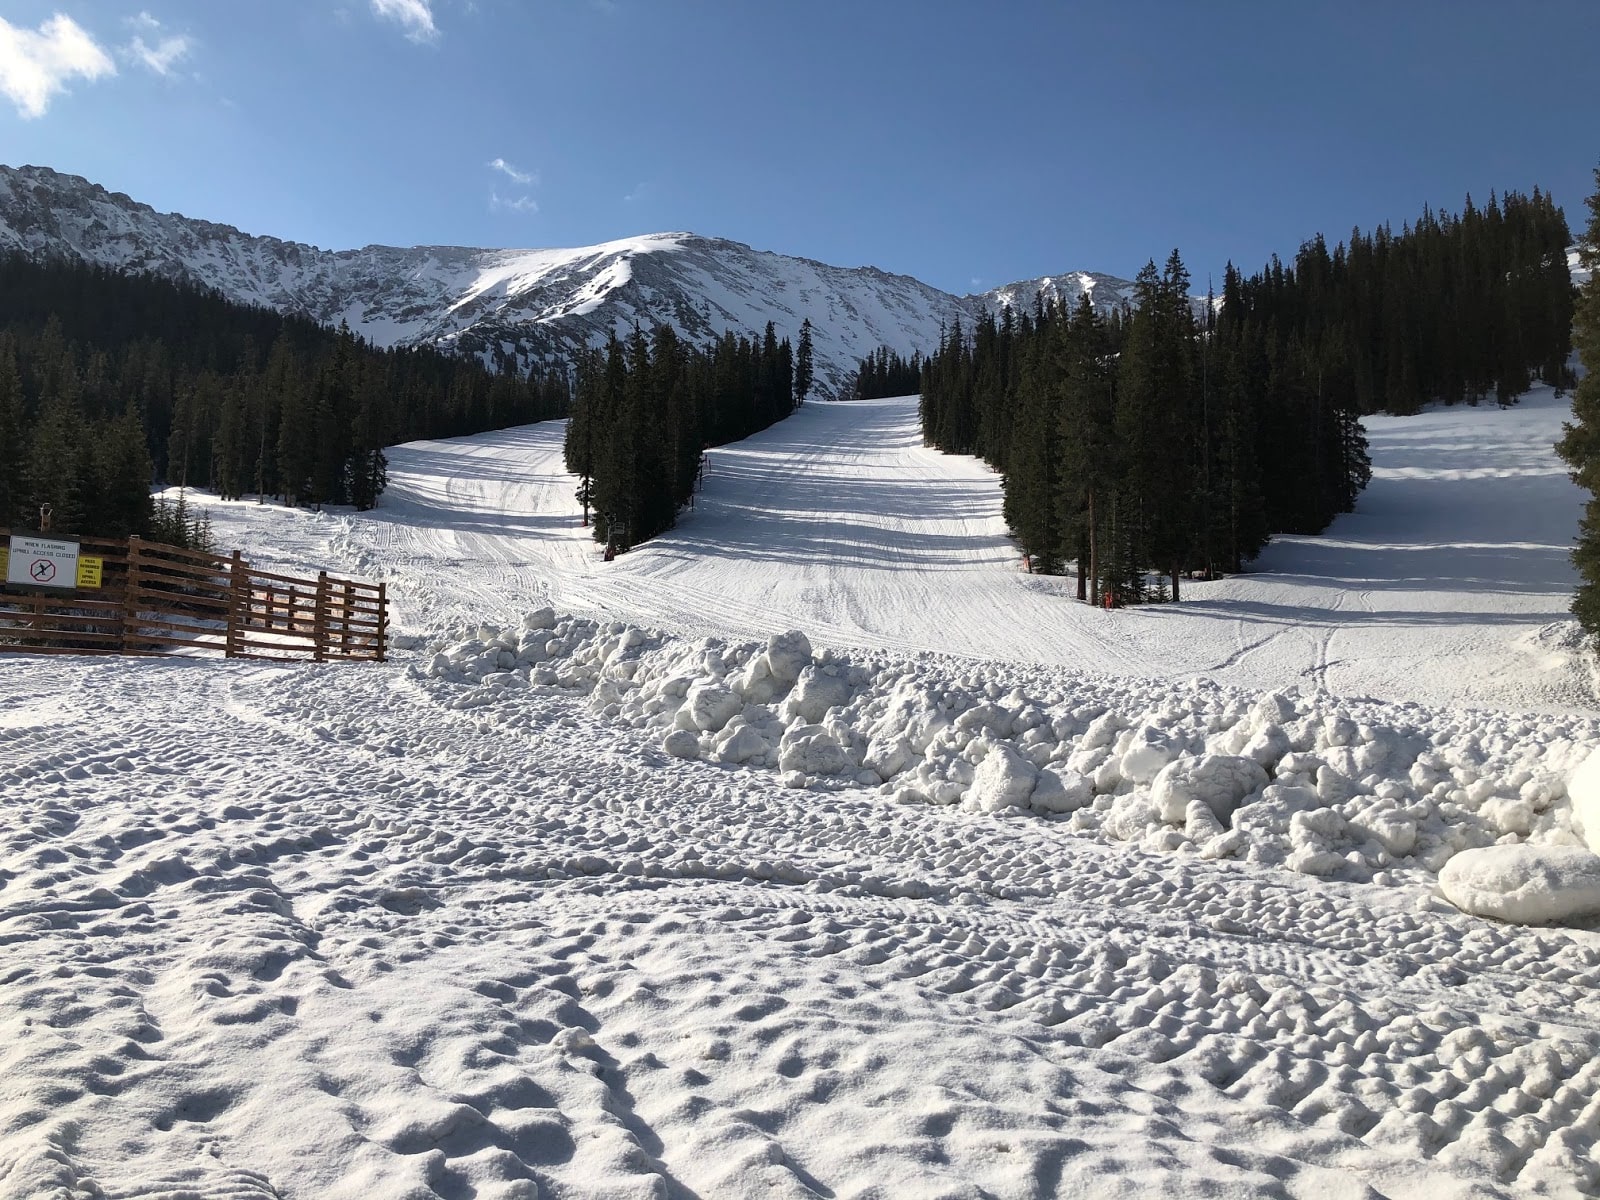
[0,164,1149,397]
[981,270,1145,319]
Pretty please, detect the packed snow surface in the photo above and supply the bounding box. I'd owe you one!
[295,385,1591,715]
[6,385,1600,1198]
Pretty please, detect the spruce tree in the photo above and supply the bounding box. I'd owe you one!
[591,334,634,550]
[1113,255,1197,601]
[795,318,814,404]
[93,410,155,536]
[214,385,248,499]
[1557,165,1600,641]
[1001,322,1060,572]
[1052,295,1115,599]
[26,388,90,534]
[564,348,601,525]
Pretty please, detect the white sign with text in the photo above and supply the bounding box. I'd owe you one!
[5,535,81,589]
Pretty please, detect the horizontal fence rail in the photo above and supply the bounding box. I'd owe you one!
[0,530,386,663]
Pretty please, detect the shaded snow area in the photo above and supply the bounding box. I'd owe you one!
[8,388,1600,1198]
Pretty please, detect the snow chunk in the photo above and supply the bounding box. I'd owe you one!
[733,629,813,703]
[1348,801,1418,857]
[1079,712,1123,750]
[763,629,812,686]
[1288,808,1347,876]
[1150,755,1267,826]
[1566,747,1600,854]
[965,741,1038,814]
[662,729,700,759]
[1251,692,1298,727]
[1242,723,1291,768]
[715,724,771,765]
[683,682,741,732]
[862,734,912,781]
[778,724,850,776]
[784,667,853,723]
[1119,723,1175,784]
[1439,845,1600,925]
[522,607,556,631]
[1030,767,1092,815]
[1104,793,1163,842]
[868,681,950,753]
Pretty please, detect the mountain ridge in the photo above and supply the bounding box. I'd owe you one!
[0,163,1141,398]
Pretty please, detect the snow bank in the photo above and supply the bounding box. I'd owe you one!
[1565,745,1600,854]
[422,612,1600,907]
[1439,844,1600,924]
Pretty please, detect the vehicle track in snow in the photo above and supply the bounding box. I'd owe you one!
[4,655,1600,1197]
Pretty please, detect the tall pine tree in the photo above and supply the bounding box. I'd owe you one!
[1557,165,1600,641]
[795,317,814,404]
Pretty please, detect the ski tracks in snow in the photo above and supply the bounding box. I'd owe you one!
[7,387,1599,1195]
[184,388,1594,714]
[4,656,1600,1197]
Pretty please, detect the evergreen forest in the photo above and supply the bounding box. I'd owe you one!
[919,190,1574,605]
[563,319,810,550]
[0,253,570,540]
[853,346,923,400]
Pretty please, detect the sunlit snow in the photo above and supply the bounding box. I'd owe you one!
[4,388,1600,1199]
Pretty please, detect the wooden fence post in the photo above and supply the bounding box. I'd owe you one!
[225,549,244,658]
[376,581,388,663]
[121,536,142,653]
[314,572,329,663]
[340,580,353,658]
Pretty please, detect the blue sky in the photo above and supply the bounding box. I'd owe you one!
[3,0,1598,295]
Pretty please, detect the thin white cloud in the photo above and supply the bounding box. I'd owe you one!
[0,13,116,119]
[622,181,653,204]
[490,191,538,215]
[488,158,537,215]
[488,157,534,186]
[122,13,192,77]
[371,0,438,43]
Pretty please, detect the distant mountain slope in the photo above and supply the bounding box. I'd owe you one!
[0,163,1146,397]
[982,270,1144,318]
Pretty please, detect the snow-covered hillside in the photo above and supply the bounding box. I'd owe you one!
[982,269,1145,318]
[6,383,1600,1198]
[207,385,1589,715]
[0,164,1149,398]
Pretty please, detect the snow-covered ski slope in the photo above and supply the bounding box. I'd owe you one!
[304,385,1590,714]
[7,389,1600,1200]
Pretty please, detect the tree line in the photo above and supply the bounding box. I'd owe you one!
[918,190,1572,605]
[853,346,923,400]
[564,318,813,550]
[1237,188,1572,417]
[0,253,570,539]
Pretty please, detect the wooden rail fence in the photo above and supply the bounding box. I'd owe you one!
[0,530,387,662]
